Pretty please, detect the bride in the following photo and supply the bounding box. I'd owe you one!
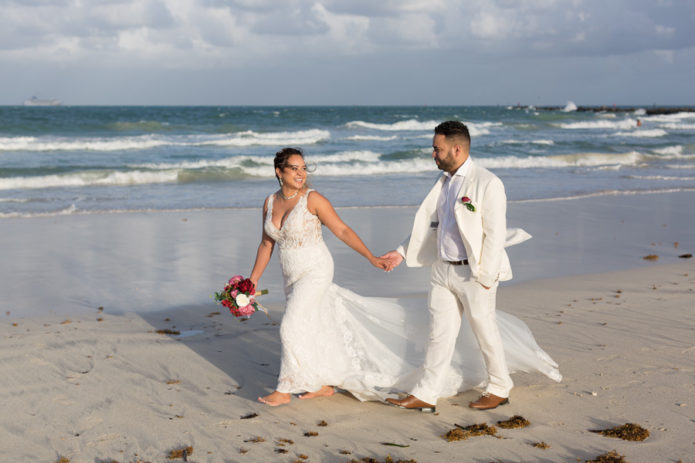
[250,147,561,406]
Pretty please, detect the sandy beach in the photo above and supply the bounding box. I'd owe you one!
[2,191,694,462]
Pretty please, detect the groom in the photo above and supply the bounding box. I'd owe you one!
[383,120,523,411]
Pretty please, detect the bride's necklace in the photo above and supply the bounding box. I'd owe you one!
[281,189,300,200]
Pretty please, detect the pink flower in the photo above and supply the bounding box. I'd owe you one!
[238,304,256,316]
[229,275,243,284]
[230,289,239,298]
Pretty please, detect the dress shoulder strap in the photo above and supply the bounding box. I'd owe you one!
[265,193,275,215]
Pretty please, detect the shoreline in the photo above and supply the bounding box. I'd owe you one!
[3,187,695,220]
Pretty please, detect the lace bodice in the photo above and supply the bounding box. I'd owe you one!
[264,189,323,250]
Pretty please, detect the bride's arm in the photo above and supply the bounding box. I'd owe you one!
[250,197,275,288]
[308,191,387,270]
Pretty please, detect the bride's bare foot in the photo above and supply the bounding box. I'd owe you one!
[258,391,291,406]
[299,385,335,400]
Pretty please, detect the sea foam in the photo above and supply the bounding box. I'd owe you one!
[557,119,637,130]
[614,129,667,138]
[346,119,439,131]
[0,129,330,152]
[0,170,180,190]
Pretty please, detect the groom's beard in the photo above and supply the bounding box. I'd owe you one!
[434,155,456,172]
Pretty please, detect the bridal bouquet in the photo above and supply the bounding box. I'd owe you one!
[214,275,268,318]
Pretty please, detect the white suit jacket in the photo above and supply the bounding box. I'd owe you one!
[396,160,531,287]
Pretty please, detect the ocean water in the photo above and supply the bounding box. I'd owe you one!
[1,105,694,217]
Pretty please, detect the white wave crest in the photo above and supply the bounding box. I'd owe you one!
[309,151,383,163]
[659,123,695,130]
[646,112,695,123]
[204,129,330,147]
[614,129,667,138]
[479,151,646,169]
[314,158,435,176]
[346,135,398,141]
[500,139,554,145]
[346,119,439,131]
[0,135,170,152]
[0,170,180,190]
[0,129,330,152]
[557,119,636,130]
[135,150,421,177]
[467,122,501,137]
[628,175,695,181]
[652,145,683,156]
[562,101,577,112]
[132,151,383,173]
[345,119,499,136]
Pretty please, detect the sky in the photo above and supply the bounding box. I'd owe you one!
[1,0,694,106]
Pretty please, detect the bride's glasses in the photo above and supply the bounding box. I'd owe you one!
[285,163,317,173]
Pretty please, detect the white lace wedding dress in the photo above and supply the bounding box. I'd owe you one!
[264,189,561,402]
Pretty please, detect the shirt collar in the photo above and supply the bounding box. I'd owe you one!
[444,156,471,180]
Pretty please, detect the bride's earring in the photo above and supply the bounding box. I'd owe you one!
[279,177,284,186]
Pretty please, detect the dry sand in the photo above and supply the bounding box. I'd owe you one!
[2,260,694,462]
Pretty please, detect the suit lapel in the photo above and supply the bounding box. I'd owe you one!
[454,160,476,216]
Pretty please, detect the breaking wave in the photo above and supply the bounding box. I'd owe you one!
[0,129,330,152]
[613,129,667,138]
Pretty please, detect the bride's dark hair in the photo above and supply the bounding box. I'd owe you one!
[274,147,305,186]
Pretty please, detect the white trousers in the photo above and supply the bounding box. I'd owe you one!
[411,261,513,405]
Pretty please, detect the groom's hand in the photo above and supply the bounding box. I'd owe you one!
[380,250,404,272]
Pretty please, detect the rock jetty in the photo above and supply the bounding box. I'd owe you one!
[535,105,694,115]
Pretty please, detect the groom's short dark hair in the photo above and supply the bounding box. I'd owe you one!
[434,121,470,146]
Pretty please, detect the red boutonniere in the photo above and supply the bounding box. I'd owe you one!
[461,196,476,212]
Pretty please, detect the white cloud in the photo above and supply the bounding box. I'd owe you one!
[2,0,693,62]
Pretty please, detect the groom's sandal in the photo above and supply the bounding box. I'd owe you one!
[468,393,509,410]
[386,395,436,413]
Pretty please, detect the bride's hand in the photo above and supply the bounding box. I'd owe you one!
[369,256,390,271]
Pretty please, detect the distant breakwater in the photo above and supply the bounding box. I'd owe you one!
[535,105,694,115]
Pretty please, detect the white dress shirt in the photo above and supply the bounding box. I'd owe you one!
[437,158,470,261]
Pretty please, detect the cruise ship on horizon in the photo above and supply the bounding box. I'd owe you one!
[23,96,63,106]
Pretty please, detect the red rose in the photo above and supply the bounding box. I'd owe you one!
[238,278,255,294]
[461,196,476,212]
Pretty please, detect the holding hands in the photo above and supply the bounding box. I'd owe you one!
[369,255,391,271]
[379,250,404,272]
[368,251,403,271]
